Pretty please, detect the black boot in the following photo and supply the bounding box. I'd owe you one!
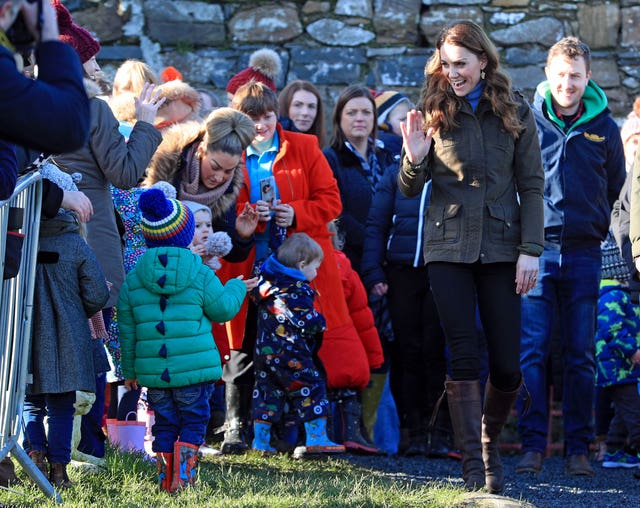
[221,384,250,454]
[446,379,484,491]
[338,393,382,455]
[482,378,520,493]
[404,408,427,457]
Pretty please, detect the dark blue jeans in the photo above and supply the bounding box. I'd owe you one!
[147,382,213,453]
[23,392,76,464]
[518,246,601,456]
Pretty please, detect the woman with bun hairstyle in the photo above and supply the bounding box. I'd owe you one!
[144,107,259,262]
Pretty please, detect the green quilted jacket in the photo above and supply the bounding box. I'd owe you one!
[117,246,246,388]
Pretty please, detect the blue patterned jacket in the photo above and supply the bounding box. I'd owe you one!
[595,279,640,387]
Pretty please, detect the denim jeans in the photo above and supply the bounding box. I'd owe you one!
[147,382,213,453]
[23,392,76,464]
[518,246,601,456]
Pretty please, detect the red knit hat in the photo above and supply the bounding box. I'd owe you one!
[226,48,281,95]
[53,0,100,64]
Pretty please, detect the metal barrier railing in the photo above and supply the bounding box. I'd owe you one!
[0,172,62,502]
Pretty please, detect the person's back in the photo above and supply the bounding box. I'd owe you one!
[117,188,247,492]
[0,0,89,153]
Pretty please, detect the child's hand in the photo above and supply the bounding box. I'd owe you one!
[631,349,640,366]
[191,244,214,264]
[237,274,259,292]
[236,202,259,238]
[124,378,139,391]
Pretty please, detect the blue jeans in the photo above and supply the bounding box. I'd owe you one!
[147,382,213,453]
[23,392,76,464]
[518,246,600,456]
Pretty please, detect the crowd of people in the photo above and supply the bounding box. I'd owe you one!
[1,0,640,498]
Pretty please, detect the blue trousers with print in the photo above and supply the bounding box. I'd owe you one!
[253,333,329,424]
[518,246,601,456]
[147,382,214,453]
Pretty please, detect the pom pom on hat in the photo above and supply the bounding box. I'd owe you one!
[620,97,640,146]
[226,48,282,95]
[161,66,183,83]
[139,188,195,248]
[372,90,411,131]
[206,231,232,258]
[150,180,178,200]
[53,0,101,64]
[600,231,630,282]
[39,161,82,192]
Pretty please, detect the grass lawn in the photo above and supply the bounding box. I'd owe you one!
[1,448,464,507]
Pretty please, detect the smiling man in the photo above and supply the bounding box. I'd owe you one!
[517,36,626,477]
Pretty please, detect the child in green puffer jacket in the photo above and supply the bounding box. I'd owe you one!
[118,188,254,492]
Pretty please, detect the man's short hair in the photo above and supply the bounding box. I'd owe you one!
[547,36,591,73]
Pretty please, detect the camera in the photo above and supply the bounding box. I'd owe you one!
[6,0,43,63]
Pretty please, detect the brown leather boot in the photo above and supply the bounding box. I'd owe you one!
[482,378,520,493]
[49,463,72,489]
[0,456,19,488]
[28,450,48,478]
[446,379,484,491]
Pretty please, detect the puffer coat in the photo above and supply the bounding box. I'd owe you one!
[117,246,246,388]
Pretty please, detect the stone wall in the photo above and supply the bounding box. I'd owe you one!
[68,0,640,120]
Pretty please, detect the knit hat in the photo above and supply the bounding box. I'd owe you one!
[182,200,212,219]
[372,91,411,131]
[54,1,101,64]
[39,161,82,191]
[139,188,195,248]
[600,231,630,282]
[226,48,281,95]
[620,97,640,146]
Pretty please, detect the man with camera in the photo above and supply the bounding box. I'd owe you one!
[0,0,90,154]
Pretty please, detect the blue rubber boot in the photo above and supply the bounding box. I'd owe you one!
[304,417,345,454]
[252,420,277,454]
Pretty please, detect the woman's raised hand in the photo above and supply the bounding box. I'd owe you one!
[134,83,166,125]
[400,109,434,165]
[236,202,259,238]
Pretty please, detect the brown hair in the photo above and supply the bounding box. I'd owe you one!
[278,80,326,147]
[202,107,255,156]
[421,20,523,138]
[329,85,378,150]
[546,36,591,73]
[277,233,324,268]
[231,81,279,118]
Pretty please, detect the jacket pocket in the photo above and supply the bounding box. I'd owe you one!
[426,204,461,244]
[487,204,520,244]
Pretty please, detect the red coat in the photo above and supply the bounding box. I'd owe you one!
[217,126,371,390]
[328,250,384,372]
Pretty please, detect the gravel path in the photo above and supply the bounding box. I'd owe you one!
[343,454,638,508]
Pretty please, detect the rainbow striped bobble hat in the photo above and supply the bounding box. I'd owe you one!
[139,188,195,248]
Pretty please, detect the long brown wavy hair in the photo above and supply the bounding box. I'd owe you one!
[421,20,523,138]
